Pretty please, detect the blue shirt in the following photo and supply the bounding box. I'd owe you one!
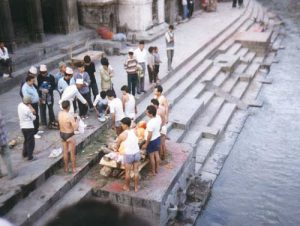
[73,72,90,94]
[0,111,8,146]
[22,83,40,104]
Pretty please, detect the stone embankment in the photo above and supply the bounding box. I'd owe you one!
[0,0,284,225]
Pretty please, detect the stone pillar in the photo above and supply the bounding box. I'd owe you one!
[0,0,16,52]
[60,0,79,34]
[27,0,45,42]
[157,0,165,24]
[118,0,153,31]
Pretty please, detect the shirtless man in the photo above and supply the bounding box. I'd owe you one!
[154,85,169,159]
[58,100,79,173]
[121,85,137,120]
[151,99,167,159]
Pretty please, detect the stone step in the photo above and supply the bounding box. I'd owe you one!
[209,103,237,133]
[197,91,215,107]
[236,47,250,58]
[168,60,213,106]
[4,149,102,226]
[231,80,250,99]
[240,51,256,63]
[227,43,243,55]
[221,75,240,93]
[239,61,261,81]
[195,138,216,174]
[167,128,186,143]
[183,126,219,146]
[261,52,277,68]
[169,99,205,130]
[33,179,93,226]
[201,65,222,82]
[212,71,229,87]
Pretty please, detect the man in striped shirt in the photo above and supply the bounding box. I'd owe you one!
[124,49,138,96]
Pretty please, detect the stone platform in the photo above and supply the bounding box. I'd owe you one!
[90,142,194,226]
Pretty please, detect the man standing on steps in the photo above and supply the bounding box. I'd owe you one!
[134,41,147,94]
[188,0,195,18]
[165,25,175,72]
[232,0,243,8]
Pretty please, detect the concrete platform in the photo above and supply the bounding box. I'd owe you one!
[90,142,194,226]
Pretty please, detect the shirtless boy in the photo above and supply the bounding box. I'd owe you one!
[58,101,79,173]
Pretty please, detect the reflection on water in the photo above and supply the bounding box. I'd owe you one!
[197,0,300,226]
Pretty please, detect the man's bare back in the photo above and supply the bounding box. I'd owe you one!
[58,111,78,134]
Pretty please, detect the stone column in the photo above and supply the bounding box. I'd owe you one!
[60,0,79,34]
[118,0,153,31]
[0,0,16,52]
[157,0,165,24]
[27,0,44,42]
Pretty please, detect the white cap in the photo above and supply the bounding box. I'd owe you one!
[40,64,47,72]
[76,79,84,85]
[29,66,37,75]
[66,67,73,75]
[128,48,134,53]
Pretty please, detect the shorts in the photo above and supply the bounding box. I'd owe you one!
[146,137,161,154]
[60,132,74,142]
[124,152,141,164]
[160,125,167,135]
[115,120,121,127]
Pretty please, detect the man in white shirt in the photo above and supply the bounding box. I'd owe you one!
[165,25,175,72]
[134,41,147,94]
[60,79,88,114]
[121,85,137,120]
[0,41,12,78]
[107,90,125,135]
[18,96,37,161]
[142,105,162,176]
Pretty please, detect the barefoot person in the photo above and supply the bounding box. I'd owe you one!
[58,101,79,173]
[107,90,125,135]
[151,99,167,160]
[121,85,137,120]
[115,117,140,192]
[142,105,161,176]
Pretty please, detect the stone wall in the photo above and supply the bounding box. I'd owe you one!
[78,0,118,32]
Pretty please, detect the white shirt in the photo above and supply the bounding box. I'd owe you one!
[108,98,125,121]
[146,116,162,141]
[124,94,136,119]
[134,48,147,63]
[0,47,9,60]
[18,103,36,129]
[182,0,187,5]
[60,84,87,104]
[124,129,140,155]
[93,95,108,107]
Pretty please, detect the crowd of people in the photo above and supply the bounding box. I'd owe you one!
[0,25,175,190]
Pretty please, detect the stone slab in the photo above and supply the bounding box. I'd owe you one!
[71,50,104,64]
[91,142,194,226]
[214,54,240,73]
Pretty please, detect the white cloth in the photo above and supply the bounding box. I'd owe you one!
[134,48,147,63]
[124,94,136,119]
[182,0,188,5]
[108,98,125,121]
[160,125,167,135]
[18,103,36,129]
[146,116,162,141]
[0,47,9,60]
[93,94,108,107]
[124,129,140,155]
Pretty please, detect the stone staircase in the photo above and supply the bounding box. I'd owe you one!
[1,1,285,225]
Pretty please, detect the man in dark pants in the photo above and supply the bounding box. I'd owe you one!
[84,55,98,110]
[18,96,37,161]
[232,0,243,8]
[188,0,194,18]
[21,75,42,139]
[37,65,57,129]
[0,41,12,77]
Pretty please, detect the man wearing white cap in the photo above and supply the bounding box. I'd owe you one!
[55,61,66,87]
[60,79,88,114]
[57,67,75,95]
[134,41,147,94]
[124,49,138,96]
[37,64,57,129]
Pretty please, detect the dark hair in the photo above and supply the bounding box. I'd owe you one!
[139,40,145,45]
[83,55,91,63]
[77,62,84,68]
[25,75,35,82]
[61,100,70,110]
[155,85,163,93]
[169,25,174,30]
[106,89,115,97]
[46,199,150,226]
[121,117,131,127]
[151,98,159,107]
[148,46,154,54]
[101,57,109,66]
[153,46,158,51]
[146,105,157,117]
[121,85,129,93]
[100,91,107,99]
[128,52,134,56]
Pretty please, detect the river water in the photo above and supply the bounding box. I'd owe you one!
[196,0,300,225]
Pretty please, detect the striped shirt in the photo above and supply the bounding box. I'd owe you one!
[124,56,138,75]
[0,111,8,146]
